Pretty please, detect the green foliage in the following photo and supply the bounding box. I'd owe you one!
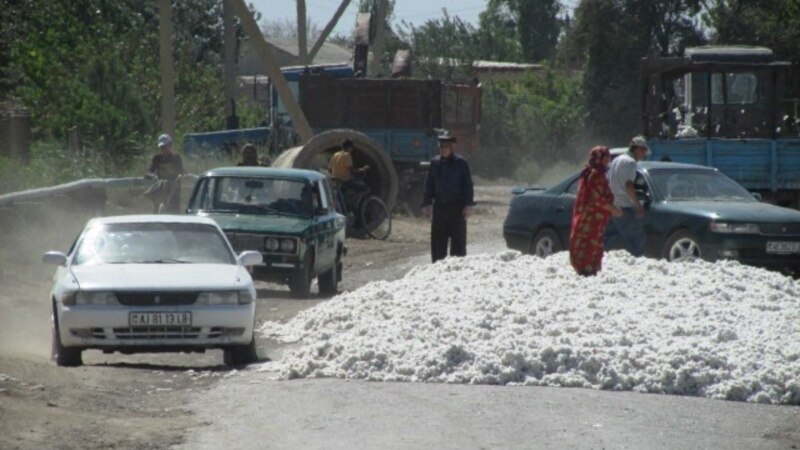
[397,12,479,81]
[475,0,561,63]
[472,69,587,181]
[476,1,523,62]
[3,0,230,172]
[705,0,800,64]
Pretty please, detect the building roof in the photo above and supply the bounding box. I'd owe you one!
[264,37,352,66]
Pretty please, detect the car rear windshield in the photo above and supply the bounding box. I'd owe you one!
[73,222,235,266]
[649,169,756,202]
[189,176,311,217]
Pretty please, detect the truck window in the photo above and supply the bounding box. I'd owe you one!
[711,72,758,105]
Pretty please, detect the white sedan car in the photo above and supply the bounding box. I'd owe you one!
[43,215,263,367]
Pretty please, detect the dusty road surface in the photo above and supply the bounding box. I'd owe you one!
[1,183,799,449]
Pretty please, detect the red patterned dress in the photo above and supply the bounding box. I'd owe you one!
[570,167,614,275]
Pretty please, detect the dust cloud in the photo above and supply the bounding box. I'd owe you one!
[0,194,148,360]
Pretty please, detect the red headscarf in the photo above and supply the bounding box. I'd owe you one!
[580,145,611,179]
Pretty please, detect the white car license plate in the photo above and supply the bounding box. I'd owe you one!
[766,241,800,254]
[129,312,191,326]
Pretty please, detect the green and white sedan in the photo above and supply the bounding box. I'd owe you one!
[187,167,347,298]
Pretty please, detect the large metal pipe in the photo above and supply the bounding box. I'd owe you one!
[272,130,398,210]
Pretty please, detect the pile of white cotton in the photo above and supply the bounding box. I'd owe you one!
[258,251,800,404]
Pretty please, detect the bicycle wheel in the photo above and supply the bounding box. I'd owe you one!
[360,195,391,240]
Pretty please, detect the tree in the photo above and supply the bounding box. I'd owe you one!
[3,0,236,162]
[475,0,561,63]
[705,0,800,64]
[476,1,523,62]
[517,0,561,63]
[396,12,479,81]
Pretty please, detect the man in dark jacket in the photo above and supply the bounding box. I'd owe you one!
[422,131,475,263]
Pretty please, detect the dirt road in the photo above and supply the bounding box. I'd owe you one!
[1,184,798,449]
[0,184,507,449]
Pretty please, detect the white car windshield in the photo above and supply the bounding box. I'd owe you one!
[649,169,756,202]
[73,222,235,266]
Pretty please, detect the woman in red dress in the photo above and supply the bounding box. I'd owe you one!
[570,146,623,276]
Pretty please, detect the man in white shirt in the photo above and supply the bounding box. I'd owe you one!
[604,136,650,256]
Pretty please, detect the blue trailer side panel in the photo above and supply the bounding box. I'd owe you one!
[648,138,800,192]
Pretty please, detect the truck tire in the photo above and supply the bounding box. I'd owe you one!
[272,129,399,211]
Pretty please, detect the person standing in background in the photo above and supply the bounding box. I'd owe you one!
[144,133,185,213]
[422,131,475,263]
[570,146,623,275]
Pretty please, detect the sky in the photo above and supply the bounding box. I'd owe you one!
[249,0,484,37]
[255,250,800,405]
[249,0,577,38]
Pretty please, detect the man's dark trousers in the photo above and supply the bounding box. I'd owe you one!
[431,203,466,263]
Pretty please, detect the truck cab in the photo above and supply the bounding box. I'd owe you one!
[641,46,800,207]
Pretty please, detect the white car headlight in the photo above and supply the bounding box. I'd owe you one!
[710,222,761,234]
[265,237,280,252]
[75,291,118,306]
[197,291,254,305]
[280,238,296,253]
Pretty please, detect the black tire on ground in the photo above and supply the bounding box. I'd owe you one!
[289,251,313,298]
[51,308,82,367]
[663,229,703,262]
[223,336,258,367]
[530,228,562,257]
[361,196,391,240]
[318,251,340,297]
[271,129,399,211]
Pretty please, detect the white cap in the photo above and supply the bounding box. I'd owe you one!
[629,135,650,155]
[157,134,172,148]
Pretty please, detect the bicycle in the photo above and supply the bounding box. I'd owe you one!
[330,176,391,240]
[144,174,184,214]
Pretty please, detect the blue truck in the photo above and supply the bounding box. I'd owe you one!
[640,46,800,208]
[184,63,481,212]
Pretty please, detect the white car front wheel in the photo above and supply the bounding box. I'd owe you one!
[51,307,82,367]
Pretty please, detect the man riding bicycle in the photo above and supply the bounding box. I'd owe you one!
[328,139,370,211]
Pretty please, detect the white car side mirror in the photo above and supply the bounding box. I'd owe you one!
[238,250,263,266]
[43,251,68,266]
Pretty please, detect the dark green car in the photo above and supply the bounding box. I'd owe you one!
[187,167,346,297]
[503,162,800,275]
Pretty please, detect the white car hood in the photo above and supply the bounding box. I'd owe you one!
[70,264,246,291]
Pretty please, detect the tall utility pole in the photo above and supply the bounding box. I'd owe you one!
[297,0,308,64]
[158,0,175,138]
[223,0,238,129]
[370,0,388,77]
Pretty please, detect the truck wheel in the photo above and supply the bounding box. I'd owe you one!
[530,228,561,257]
[289,251,313,298]
[223,336,258,367]
[51,308,82,367]
[663,230,702,262]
